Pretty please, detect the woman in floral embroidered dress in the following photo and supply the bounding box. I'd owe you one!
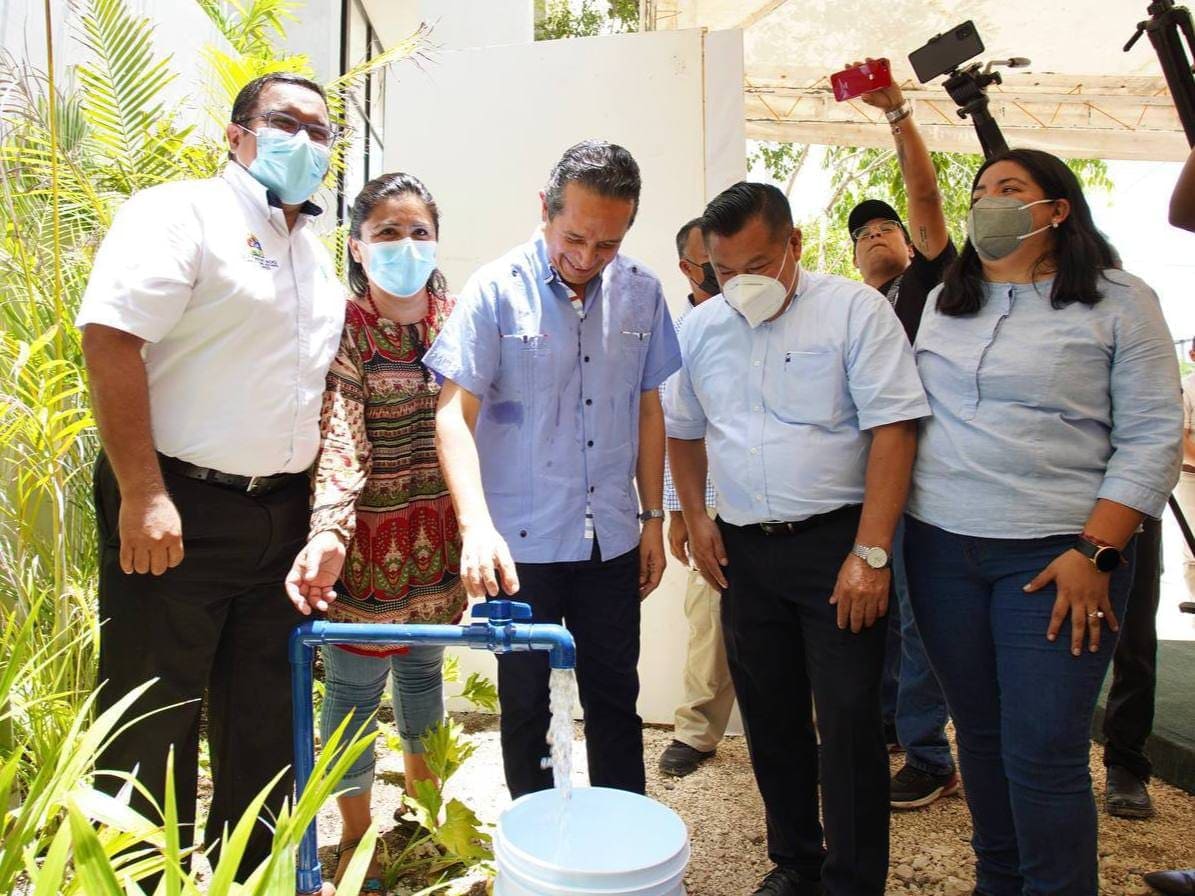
[286,172,465,892]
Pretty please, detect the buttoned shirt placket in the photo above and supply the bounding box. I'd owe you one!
[747,324,771,520]
[262,195,309,474]
[963,286,1014,422]
[555,271,597,542]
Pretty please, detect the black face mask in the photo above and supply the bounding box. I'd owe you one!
[688,260,720,297]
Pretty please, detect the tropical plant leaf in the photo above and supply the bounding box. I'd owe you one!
[433,799,492,863]
[65,801,125,895]
[72,0,186,190]
[457,672,499,712]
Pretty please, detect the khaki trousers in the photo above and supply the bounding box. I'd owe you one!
[1176,471,1195,596]
[673,511,737,751]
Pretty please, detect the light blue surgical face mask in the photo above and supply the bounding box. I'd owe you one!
[364,238,438,298]
[241,126,330,205]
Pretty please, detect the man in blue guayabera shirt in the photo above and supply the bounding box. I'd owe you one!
[426,141,682,797]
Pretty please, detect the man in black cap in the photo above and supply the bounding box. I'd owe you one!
[845,58,959,812]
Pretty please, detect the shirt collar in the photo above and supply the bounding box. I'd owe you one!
[754,265,808,326]
[531,230,558,285]
[222,162,324,219]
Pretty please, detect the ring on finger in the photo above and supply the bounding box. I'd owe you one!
[1087,610,1105,619]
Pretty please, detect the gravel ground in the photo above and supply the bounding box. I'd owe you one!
[325,713,1195,896]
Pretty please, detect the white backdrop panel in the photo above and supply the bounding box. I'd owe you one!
[383,28,744,725]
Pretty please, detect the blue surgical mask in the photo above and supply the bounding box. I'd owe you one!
[243,127,330,205]
[364,238,438,297]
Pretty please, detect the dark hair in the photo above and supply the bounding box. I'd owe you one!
[938,148,1116,316]
[544,140,641,225]
[230,72,327,125]
[701,181,793,244]
[675,217,703,258]
[347,172,447,299]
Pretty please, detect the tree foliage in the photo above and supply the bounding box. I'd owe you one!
[749,140,1114,278]
[535,0,640,40]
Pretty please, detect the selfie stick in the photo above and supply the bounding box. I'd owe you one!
[1125,0,1195,148]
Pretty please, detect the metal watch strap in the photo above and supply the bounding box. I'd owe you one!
[886,101,913,124]
[852,543,891,569]
[638,509,665,523]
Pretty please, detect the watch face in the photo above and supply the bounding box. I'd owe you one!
[1094,547,1120,573]
[865,547,889,569]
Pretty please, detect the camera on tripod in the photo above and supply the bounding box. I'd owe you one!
[1125,0,1195,148]
[908,21,1029,158]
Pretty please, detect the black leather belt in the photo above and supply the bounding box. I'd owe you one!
[754,504,861,536]
[158,454,306,497]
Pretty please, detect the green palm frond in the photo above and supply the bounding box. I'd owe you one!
[325,22,434,123]
[71,0,188,192]
[195,0,298,58]
[199,43,312,128]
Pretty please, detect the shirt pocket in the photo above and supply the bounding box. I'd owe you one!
[498,332,550,394]
[618,327,652,390]
[766,349,843,427]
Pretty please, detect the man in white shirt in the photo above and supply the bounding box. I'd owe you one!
[666,182,928,896]
[77,73,345,886]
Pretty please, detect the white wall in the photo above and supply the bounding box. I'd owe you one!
[382,27,745,725]
[364,0,532,51]
[284,0,342,83]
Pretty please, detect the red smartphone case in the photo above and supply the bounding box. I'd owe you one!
[831,59,893,102]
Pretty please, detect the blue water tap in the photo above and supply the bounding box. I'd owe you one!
[290,602,576,895]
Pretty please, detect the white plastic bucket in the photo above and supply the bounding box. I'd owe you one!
[494,787,689,896]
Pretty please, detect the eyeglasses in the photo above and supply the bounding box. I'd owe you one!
[242,110,343,147]
[851,220,902,242]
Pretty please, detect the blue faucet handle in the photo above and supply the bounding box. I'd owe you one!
[472,599,533,623]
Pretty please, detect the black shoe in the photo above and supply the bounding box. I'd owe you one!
[657,740,714,777]
[1106,765,1154,819]
[1143,868,1195,895]
[890,763,961,810]
[752,866,822,896]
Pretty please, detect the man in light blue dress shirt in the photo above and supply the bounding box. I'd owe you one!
[666,183,928,896]
[427,141,681,797]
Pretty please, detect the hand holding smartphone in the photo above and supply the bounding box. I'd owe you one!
[831,58,893,102]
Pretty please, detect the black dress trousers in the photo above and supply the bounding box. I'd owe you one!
[93,453,308,881]
[719,506,890,896]
[494,542,645,798]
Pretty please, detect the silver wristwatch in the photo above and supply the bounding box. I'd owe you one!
[852,543,891,569]
[638,509,665,523]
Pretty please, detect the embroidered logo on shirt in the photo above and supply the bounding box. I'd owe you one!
[246,234,279,271]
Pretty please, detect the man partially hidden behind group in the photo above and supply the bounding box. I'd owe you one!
[77,73,344,891]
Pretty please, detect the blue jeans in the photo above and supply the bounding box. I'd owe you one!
[320,644,446,796]
[882,521,956,776]
[904,517,1134,896]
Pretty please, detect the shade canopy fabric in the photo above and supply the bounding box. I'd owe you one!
[646,0,1190,161]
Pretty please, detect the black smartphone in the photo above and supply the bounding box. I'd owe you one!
[908,21,985,83]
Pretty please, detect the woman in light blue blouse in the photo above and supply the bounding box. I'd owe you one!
[905,148,1181,896]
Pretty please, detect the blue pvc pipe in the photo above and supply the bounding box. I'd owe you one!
[290,601,575,895]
